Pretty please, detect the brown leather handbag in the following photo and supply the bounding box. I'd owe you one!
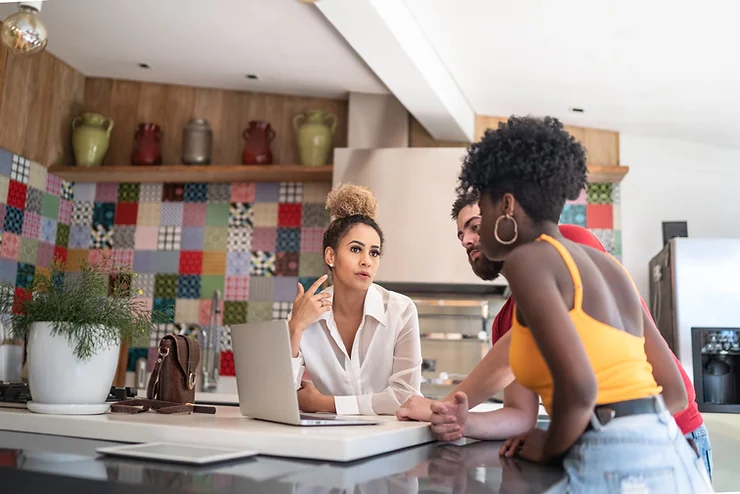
[110,335,215,415]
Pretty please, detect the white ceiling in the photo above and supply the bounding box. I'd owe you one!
[403,0,740,146]
[0,0,388,99]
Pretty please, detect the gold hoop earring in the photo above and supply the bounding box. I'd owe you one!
[494,214,519,245]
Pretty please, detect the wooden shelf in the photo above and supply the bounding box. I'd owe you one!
[47,164,334,184]
[587,165,629,183]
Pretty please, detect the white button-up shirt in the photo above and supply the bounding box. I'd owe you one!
[291,283,422,416]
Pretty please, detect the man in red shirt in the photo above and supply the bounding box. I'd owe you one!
[398,192,713,479]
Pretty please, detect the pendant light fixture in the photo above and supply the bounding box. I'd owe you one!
[1,1,48,56]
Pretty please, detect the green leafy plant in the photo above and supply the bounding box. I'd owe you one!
[0,253,170,361]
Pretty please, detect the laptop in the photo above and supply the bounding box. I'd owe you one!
[231,320,379,426]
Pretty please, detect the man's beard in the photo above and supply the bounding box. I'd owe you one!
[468,248,503,281]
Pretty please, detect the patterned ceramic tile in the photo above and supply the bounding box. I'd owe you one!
[157,226,182,251]
[278,204,302,228]
[21,212,41,239]
[229,203,253,228]
[7,180,27,209]
[28,162,46,191]
[58,199,73,225]
[203,227,227,251]
[299,252,326,277]
[111,249,134,269]
[586,204,613,229]
[301,204,329,228]
[181,227,205,251]
[300,228,324,252]
[252,203,278,227]
[61,181,74,201]
[223,301,248,325]
[114,202,138,225]
[11,154,30,184]
[19,237,38,265]
[4,206,24,235]
[183,203,207,226]
[612,183,621,205]
[90,225,112,249]
[225,276,249,301]
[207,183,230,203]
[198,298,224,325]
[160,202,184,226]
[72,201,93,226]
[174,299,200,324]
[15,262,35,289]
[275,252,299,277]
[118,183,140,203]
[613,204,622,230]
[95,183,118,203]
[65,249,89,272]
[276,228,301,252]
[155,251,180,274]
[250,251,276,277]
[227,227,252,253]
[230,182,255,203]
[184,183,208,203]
[163,183,185,202]
[220,326,233,352]
[135,273,156,298]
[272,301,293,320]
[179,250,203,275]
[111,225,135,249]
[303,183,331,204]
[613,230,622,256]
[0,149,11,177]
[202,251,227,275]
[251,227,277,251]
[0,176,9,204]
[589,229,615,255]
[254,183,279,203]
[226,251,250,276]
[136,203,161,226]
[206,203,230,227]
[246,301,272,322]
[200,275,225,299]
[139,183,163,203]
[586,183,613,204]
[273,277,299,302]
[177,275,201,299]
[133,250,157,274]
[36,241,54,268]
[249,276,275,301]
[92,202,115,227]
[153,298,176,323]
[55,223,70,248]
[219,351,235,377]
[279,183,303,204]
[154,274,178,298]
[0,258,17,284]
[560,204,587,227]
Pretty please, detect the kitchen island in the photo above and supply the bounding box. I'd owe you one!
[0,429,565,493]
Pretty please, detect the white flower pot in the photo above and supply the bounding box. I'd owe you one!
[27,322,120,415]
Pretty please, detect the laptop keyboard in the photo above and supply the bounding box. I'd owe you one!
[300,413,339,421]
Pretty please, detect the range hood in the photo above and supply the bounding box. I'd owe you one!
[333,147,508,292]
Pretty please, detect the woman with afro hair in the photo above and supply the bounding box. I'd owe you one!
[444,116,713,492]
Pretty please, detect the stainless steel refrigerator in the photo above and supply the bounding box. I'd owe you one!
[649,238,740,412]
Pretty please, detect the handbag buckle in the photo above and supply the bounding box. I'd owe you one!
[188,372,196,390]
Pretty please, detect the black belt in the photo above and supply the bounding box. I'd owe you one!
[586,395,667,431]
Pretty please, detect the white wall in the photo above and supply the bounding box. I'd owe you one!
[620,134,740,298]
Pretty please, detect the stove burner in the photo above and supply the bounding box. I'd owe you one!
[0,382,137,404]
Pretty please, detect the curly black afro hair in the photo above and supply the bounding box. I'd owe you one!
[457,116,588,223]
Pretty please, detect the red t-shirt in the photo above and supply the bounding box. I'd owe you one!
[489,225,702,435]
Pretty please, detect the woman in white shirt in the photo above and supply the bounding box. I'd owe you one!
[288,184,422,416]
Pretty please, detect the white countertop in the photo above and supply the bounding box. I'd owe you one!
[0,406,434,463]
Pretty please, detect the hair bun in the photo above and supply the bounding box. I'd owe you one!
[326,184,378,220]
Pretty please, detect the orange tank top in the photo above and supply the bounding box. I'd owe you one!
[509,234,662,415]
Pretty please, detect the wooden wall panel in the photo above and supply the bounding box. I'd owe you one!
[83,78,349,165]
[475,114,620,166]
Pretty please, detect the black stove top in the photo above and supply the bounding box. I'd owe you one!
[0,382,138,405]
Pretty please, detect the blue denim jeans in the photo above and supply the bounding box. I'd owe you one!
[686,424,713,481]
[546,411,714,493]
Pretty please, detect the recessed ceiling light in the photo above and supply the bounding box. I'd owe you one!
[245,74,258,80]
[138,63,150,69]
[569,107,584,113]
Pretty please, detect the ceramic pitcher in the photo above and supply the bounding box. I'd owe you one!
[131,123,163,166]
[293,110,337,167]
[71,113,114,167]
[242,120,275,165]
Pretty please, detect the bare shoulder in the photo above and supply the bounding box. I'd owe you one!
[501,241,559,280]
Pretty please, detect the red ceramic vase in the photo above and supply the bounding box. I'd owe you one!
[242,121,275,165]
[131,123,163,166]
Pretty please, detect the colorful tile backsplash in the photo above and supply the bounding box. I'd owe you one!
[0,146,620,378]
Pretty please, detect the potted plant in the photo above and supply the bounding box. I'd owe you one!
[0,254,165,415]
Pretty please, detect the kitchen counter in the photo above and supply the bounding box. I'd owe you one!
[0,429,565,493]
[0,406,433,463]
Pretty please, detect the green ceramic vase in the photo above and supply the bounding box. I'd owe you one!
[293,110,337,167]
[72,113,114,167]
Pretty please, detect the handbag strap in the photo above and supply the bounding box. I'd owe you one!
[146,339,171,400]
[110,398,216,415]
